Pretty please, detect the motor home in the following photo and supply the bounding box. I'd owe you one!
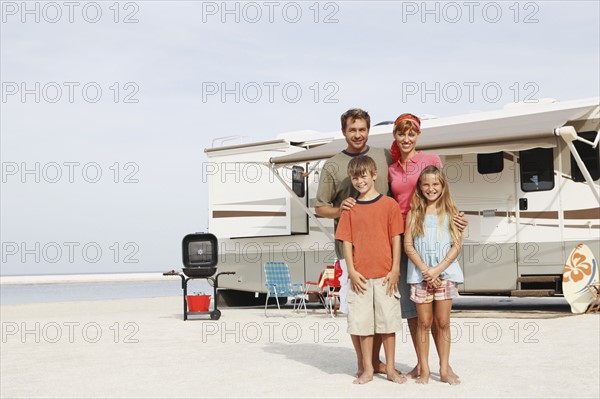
[203,98,599,305]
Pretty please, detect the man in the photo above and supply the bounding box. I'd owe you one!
[314,108,396,379]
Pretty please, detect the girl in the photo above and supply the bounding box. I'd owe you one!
[404,166,464,385]
[388,113,465,382]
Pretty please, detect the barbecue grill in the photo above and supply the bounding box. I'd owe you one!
[163,233,234,320]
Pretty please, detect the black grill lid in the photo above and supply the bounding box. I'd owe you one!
[182,233,218,268]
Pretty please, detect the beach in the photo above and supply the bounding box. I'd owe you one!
[1,295,599,398]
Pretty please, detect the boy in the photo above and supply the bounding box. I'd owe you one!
[315,108,391,377]
[335,155,405,385]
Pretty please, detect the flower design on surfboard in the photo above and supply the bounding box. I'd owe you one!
[563,244,594,285]
[563,244,599,313]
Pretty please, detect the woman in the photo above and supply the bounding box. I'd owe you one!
[389,113,467,383]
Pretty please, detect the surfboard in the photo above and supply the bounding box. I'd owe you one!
[563,244,599,313]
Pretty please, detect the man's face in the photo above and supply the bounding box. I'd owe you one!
[342,118,369,154]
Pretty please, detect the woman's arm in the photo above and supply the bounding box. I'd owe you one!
[452,212,469,232]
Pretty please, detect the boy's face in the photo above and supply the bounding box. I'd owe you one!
[351,170,377,196]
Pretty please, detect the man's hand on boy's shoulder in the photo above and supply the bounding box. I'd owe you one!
[349,271,367,293]
[384,269,400,296]
[339,197,356,216]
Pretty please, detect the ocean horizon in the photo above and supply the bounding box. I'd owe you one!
[0,273,212,305]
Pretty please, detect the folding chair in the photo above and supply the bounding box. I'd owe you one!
[305,262,342,317]
[586,282,600,313]
[322,261,342,317]
[264,262,306,317]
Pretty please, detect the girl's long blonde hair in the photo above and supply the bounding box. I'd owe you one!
[408,166,461,245]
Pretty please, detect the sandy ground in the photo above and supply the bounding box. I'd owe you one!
[1,296,598,398]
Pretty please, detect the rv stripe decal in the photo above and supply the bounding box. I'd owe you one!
[519,211,560,219]
[564,207,600,220]
[213,198,287,206]
[462,208,599,220]
[213,211,286,218]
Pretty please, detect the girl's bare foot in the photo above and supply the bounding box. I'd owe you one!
[440,371,461,385]
[448,366,460,382]
[415,371,430,384]
[440,366,460,384]
[355,368,363,378]
[387,370,407,384]
[353,371,374,384]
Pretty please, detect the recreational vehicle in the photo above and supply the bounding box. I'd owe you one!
[203,98,599,306]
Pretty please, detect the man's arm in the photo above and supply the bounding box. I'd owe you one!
[315,205,341,219]
[315,197,357,219]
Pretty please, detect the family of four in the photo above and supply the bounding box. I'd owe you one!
[314,109,467,385]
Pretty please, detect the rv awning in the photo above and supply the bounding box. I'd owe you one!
[270,98,599,165]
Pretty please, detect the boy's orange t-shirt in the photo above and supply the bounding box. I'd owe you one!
[335,194,404,279]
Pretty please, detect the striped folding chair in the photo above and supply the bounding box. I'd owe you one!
[264,262,306,317]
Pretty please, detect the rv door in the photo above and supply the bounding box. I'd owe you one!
[515,146,564,275]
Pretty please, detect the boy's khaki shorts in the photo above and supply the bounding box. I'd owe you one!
[347,277,402,336]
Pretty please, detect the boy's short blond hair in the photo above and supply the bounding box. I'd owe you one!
[347,155,377,178]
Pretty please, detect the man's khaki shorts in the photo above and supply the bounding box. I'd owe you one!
[347,277,402,336]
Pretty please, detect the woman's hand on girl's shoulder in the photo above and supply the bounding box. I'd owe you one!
[453,211,468,232]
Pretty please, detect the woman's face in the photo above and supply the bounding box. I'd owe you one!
[394,127,419,158]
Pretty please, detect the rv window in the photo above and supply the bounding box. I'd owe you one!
[520,148,554,192]
[477,152,504,174]
[292,166,305,197]
[570,131,600,182]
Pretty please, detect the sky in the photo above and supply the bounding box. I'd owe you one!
[1,0,599,275]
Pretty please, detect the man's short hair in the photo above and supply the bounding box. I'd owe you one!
[347,155,377,178]
[341,108,371,132]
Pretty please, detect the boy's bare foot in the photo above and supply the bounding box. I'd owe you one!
[353,371,374,384]
[386,370,407,384]
[407,365,420,379]
[415,371,430,384]
[374,361,402,375]
[440,370,461,385]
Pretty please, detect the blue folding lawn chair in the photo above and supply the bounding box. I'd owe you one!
[264,262,306,317]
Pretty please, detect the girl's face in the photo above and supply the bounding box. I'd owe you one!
[394,127,419,158]
[419,173,443,203]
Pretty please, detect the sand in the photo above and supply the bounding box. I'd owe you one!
[1,296,599,398]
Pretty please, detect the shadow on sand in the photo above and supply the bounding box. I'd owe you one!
[262,341,412,376]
